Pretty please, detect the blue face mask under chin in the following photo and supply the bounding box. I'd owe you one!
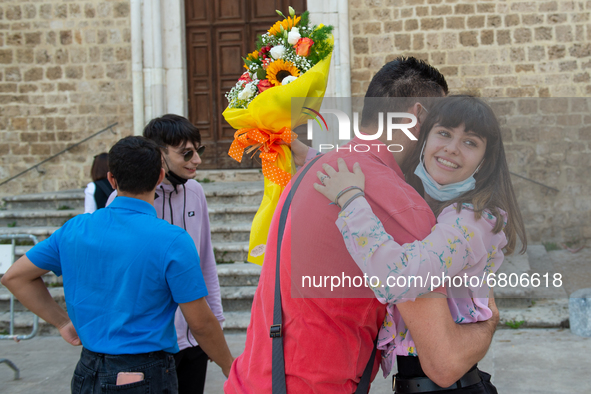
[413,144,481,202]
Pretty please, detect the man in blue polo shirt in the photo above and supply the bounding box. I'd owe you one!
[1,136,234,393]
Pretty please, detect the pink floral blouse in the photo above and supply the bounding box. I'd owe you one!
[336,198,508,376]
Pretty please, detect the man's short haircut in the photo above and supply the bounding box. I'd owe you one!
[361,57,448,127]
[108,136,162,194]
[143,114,201,150]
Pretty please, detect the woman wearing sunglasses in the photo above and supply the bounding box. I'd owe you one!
[106,115,222,394]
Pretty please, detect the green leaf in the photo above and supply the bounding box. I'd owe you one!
[257,68,267,80]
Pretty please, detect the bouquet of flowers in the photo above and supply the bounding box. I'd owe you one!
[224,8,333,265]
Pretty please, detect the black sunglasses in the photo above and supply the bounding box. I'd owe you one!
[182,145,206,162]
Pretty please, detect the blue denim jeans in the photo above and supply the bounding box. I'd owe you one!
[71,348,178,393]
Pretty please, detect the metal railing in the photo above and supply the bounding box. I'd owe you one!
[0,123,118,188]
[0,234,41,380]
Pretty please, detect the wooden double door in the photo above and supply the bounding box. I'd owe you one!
[185,0,307,169]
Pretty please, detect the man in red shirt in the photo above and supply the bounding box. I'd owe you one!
[225,58,499,393]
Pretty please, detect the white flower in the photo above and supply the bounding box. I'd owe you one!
[237,83,256,100]
[270,45,286,60]
[287,27,301,45]
[281,75,298,85]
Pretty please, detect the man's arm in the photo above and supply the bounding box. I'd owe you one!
[0,256,81,346]
[179,298,234,377]
[397,292,499,387]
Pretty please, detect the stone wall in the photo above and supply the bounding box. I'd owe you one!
[0,0,132,198]
[349,0,591,244]
[349,0,590,97]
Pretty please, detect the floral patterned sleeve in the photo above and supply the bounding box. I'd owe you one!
[335,196,507,304]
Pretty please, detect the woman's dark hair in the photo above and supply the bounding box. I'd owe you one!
[108,136,162,194]
[401,95,527,255]
[90,153,109,182]
[143,114,201,150]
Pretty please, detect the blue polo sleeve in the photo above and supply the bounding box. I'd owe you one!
[164,231,208,304]
[25,226,64,276]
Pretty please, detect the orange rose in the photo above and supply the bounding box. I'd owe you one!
[258,79,273,93]
[294,38,314,57]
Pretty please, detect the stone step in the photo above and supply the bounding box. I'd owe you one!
[0,204,258,230]
[220,286,257,312]
[0,311,59,336]
[202,181,263,206]
[0,221,253,244]
[217,263,261,287]
[223,311,252,332]
[3,190,85,211]
[0,209,81,227]
[0,287,66,312]
[214,242,249,264]
[2,181,264,211]
[195,169,263,183]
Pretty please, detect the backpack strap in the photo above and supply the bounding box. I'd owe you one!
[271,154,377,393]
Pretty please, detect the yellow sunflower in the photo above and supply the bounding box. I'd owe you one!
[266,59,300,86]
[244,49,260,70]
[268,16,301,36]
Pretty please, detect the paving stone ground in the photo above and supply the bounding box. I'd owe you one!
[1,329,590,393]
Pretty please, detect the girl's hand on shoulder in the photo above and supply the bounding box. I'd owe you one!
[313,158,365,206]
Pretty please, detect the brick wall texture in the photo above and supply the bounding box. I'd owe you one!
[350,0,591,244]
[0,0,132,197]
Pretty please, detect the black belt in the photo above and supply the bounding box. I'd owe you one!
[393,365,481,393]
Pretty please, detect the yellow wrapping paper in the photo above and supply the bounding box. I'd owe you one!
[223,50,332,265]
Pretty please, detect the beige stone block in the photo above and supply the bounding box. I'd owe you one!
[474,48,499,63]
[465,77,491,88]
[115,47,131,61]
[372,8,391,19]
[363,56,386,70]
[547,13,567,24]
[445,16,465,30]
[467,16,485,29]
[548,45,566,60]
[488,65,512,74]
[534,27,553,40]
[11,118,27,131]
[440,32,457,49]
[65,65,84,79]
[459,31,478,47]
[413,33,424,50]
[405,19,418,31]
[431,5,452,15]
[11,144,30,155]
[497,30,511,45]
[420,17,444,30]
[519,75,545,86]
[528,46,546,61]
[522,14,544,25]
[570,44,591,58]
[7,33,22,46]
[69,4,82,19]
[0,49,13,64]
[0,83,16,93]
[46,66,63,80]
[39,132,56,142]
[439,66,458,76]
[574,72,590,82]
[363,22,382,35]
[23,4,36,19]
[429,51,445,65]
[369,34,394,53]
[572,12,590,22]
[493,76,518,86]
[514,28,532,44]
[425,33,439,49]
[394,34,410,50]
[24,67,43,81]
[60,30,72,45]
[25,32,42,45]
[446,50,472,64]
[17,48,34,64]
[487,15,502,28]
[556,25,573,42]
[19,84,38,93]
[454,4,474,14]
[400,8,413,18]
[5,67,21,82]
[384,21,403,32]
[86,65,104,79]
[352,38,368,54]
[85,4,96,18]
[477,4,495,13]
[89,47,100,62]
[6,5,21,20]
[55,4,67,19]
[515,64,535,73]
[415,6,429,17]
[480,30,494,45]
[102,47,115,62]
[539,1,558,12]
